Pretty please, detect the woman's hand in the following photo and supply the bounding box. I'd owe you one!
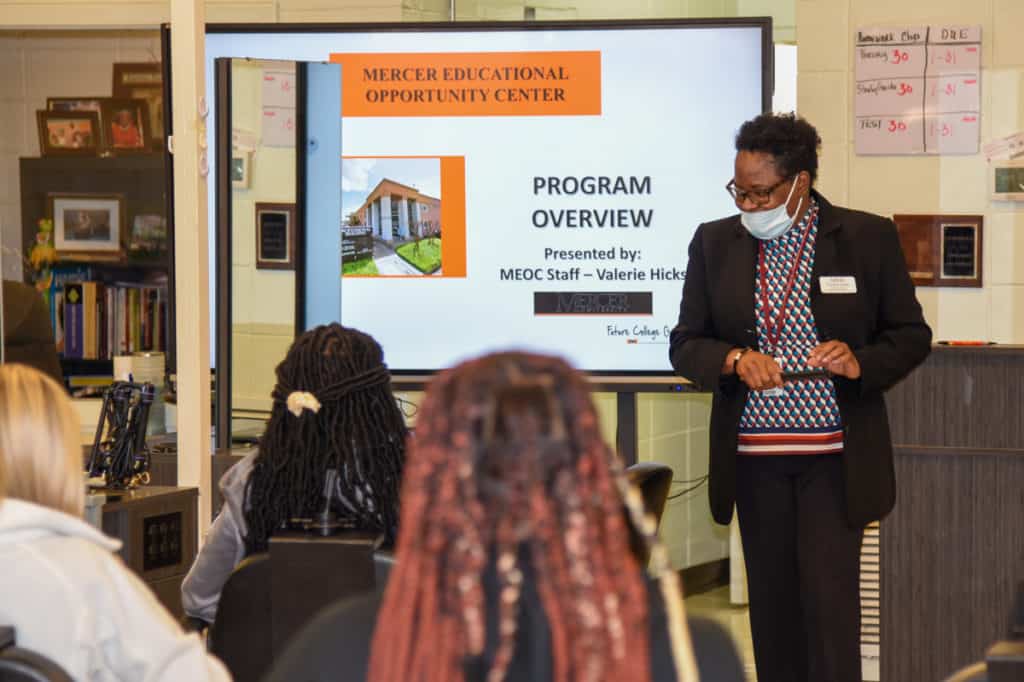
[735,351,784,391]
[807,341,861,379]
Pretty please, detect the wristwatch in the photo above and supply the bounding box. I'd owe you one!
[731,347,752,374]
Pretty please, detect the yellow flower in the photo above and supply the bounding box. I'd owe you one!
[30,243,57,269]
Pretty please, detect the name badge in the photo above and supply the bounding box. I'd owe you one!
[820,276,857,294]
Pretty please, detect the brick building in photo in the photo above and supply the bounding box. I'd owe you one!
[353,178,440,243]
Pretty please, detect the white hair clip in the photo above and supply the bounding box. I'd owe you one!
[286,391,322,417]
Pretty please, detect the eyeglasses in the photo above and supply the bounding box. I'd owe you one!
[725,177,794,207]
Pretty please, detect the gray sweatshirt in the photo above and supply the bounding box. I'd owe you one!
[180,450,257,623]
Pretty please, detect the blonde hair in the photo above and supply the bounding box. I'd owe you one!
[0,364,84,516]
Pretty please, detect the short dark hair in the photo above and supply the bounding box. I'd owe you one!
[735,113,821,184]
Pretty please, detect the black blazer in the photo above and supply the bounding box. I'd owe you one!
[669,191,932,528]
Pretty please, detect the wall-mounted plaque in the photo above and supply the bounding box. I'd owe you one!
[991,159,1024,201]
[893,214,982,287]
[255,202,295,270]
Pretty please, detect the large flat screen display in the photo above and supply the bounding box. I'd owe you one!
[207,20,771,374]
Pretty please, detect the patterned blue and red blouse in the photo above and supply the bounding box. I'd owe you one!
[738,198,844,456]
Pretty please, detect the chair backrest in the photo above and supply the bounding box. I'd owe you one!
[0,627,73,682]
[626,462,674,525]
[374,552,395,591]
[208,553,271,682]
[208,532,384,681]
[624,462,674,566]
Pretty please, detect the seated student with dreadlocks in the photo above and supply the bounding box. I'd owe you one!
[265,352,746,682]
[181,323,407,624]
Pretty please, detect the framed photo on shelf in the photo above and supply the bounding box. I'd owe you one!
[112,62,164,149]
[49,193,125,260]
[231,151,251,189]
[129,214,168,257]
[991,159,1024,201]
[255,202,296,270]
[99,98,151,154]
[36,110,101,156]
[47,97,103,114]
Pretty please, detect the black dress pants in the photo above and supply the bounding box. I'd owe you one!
[735,454,865,682]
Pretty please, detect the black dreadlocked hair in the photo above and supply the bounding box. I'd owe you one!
[242,323,407,555]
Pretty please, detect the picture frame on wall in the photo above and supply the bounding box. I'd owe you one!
[893,213,983,288]
[49,193,126,260]
[112,62,164,149]
[47,97,104,114]
[231,151,251,189]
[36,110,101,156]
[255,202,296,270]
[991,160,1024,201]
[99,98,151,154]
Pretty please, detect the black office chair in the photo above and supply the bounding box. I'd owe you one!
[624,462,674,566]
[0,627,73,682]
[373,552,395,591]
[208,554,272,682]
[264,593,748,682]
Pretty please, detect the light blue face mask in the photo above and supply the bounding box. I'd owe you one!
[740,178,802,240]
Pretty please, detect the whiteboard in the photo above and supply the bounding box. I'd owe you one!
[854,25,981,156]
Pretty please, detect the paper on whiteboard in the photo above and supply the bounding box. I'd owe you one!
[262,106,296,148]
[854,25,981,156]
[232,127,258,152]
[261,67,296,109]
[983,131,1024,161]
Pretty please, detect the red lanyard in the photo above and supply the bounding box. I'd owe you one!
[758,208,817,352]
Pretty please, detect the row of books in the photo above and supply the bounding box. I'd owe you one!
[48,266,168,360]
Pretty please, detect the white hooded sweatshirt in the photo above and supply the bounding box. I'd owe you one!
[0,498,231,682]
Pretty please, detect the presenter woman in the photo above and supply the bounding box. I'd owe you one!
[669,113,931,682]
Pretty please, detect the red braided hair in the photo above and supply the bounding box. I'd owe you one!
[368,352,664,682]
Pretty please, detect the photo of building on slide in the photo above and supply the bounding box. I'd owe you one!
[342,157,442,276]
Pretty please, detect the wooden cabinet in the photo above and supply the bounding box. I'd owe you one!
[100,486,198,619]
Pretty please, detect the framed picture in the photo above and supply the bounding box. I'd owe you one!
[100,98,151,154]
[255,202,296,270]
[36,110,101,156]
[231,151,251,189]
[991,160,1024,201]
[47,97,103,114]
[49,193,125,260]
[893,214,983,288]
[129,214,168,257]
[112,62,164,149]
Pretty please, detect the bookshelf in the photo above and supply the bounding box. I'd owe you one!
[19,155,173,384]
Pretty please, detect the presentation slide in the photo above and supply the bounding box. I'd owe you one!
[207,22,768,374]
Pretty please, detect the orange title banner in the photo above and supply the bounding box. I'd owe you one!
[329,51,601,117]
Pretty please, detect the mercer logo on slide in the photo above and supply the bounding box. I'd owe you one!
[534,292,653,315]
